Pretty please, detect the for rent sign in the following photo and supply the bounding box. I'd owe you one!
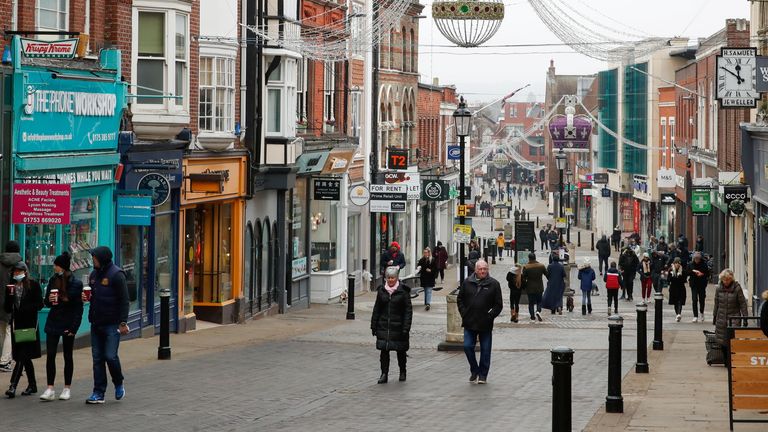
[12,184,71,225]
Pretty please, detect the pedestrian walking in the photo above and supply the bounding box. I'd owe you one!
[467,241,481,277]
[539,228,548,251]
[495,233,505,261]
[677,233,689,251]
[640,253,653,304]
[524,188,529,200]
[656,236,669,253]
[611,226,621,252]
[667,258,687,322]
[650,250,667,293]
[0,241,22,374]
[647,236,658,253]
[506,264,521,323]
[416,248,438,311]
[712,269,748,367]
[433,241,448,284]
[595,234,611,275]
[4,261,43,398]
[604,262,623,315]
[520,208,526,220]
[578,258,596,315]
[695,234,704,252]
[514,208,521,221]
[542,256,566,315]
[687,252,710,323]
[39,252,83,401]
[618,247,639,301]
[457,260,502,384]
[380,242,406,276]
[548,229,559,251]
[520,253,546,322]
[84,246,129,404]
[371,266,413,384]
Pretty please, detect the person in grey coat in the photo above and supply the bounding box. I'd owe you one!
[712,269,748,367]
[541,257,566,315]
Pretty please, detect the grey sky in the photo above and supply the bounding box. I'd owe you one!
[418,0,750,103]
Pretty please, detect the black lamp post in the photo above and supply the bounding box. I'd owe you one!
[566,168,573,243]
[555,150,566,236]
[454,96,472,288]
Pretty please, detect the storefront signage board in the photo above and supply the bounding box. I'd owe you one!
[380,172,420,200]
[116,195,152,226]
[447,146,462,160]
[313,179,341,201]
[16,168,114,187]
[12,183,71,225]
[349,184,370,206]
[182,157,247,204]
[592,173,609,184]
[692,189,712,215]
[138,173,171,207]
[657,169,676,188]
[421,180,449,201]
[722,185,750,204]
[370,184,406,213]
[660,193,676,205]
[20,38,79,58]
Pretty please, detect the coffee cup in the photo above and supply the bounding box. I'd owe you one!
[6,284,14,296]
[83,286,92,302]
[50,289,59,305]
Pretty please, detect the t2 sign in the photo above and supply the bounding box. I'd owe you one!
[387,149,409,170]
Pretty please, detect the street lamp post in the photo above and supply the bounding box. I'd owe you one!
[555,150,566,238]
[454,97,472,288]
[566,168,573,244]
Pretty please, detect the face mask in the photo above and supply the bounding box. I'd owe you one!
[13,274,25,282]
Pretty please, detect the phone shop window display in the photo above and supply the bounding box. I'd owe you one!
[18,196,99,285]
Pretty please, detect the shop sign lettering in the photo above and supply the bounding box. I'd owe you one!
[20,38,78,58]
[19,169,113,186]
[12,183,71,225]
[26,90,117,117]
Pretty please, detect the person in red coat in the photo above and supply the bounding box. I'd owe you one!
[433,241,449,284]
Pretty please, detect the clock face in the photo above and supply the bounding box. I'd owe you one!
[716,48,758,108]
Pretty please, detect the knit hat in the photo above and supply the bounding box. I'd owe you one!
[13,261,28,271]
[54,252,71,271]
[390,241,400,250]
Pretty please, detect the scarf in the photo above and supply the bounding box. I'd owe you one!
[670,265,684,278]
[642,260,651,273]
[385,281,399,296]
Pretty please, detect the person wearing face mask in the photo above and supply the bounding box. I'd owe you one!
[4,261,43,398]
[39,252,83,401]
[371,266,412,384]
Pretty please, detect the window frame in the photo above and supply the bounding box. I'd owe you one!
[198,55,236,134]
[265,58,298,138]
[324,61,336,133]
[36,0,69,33]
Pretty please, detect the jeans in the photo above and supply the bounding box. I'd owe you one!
[581,290,591,306]
[527,293,543,319]
[423,287,433,305]
[607,290,619,312]
[46,334,75,386]
[380,350,407,373]
[90,324,124,395]
[691,286,706,317]
[0,321,11,365]
[598,255,609,274]
[463,329,493,378]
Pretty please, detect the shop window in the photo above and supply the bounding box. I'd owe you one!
[310,200,338,272]
[64,196,98,284]
[36,0,68,33]
[199,56,235,132]
[183,210,196,315]
[292,180,308,279]
[154,201,175,303]
[119,225,144,313]
[266,59,298,137]
[189,203,233,304]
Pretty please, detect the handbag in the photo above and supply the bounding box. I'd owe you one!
[13,327,36,343]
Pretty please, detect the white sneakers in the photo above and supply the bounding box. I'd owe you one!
[700,313,705,322]
[691,317,698,323]
[40,387,70,401]
[676,314,681,322]
[40,388,56,401]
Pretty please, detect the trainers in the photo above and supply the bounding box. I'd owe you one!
[700,313,705,322]
[39,388,56,401]
[676,314,681,322]
[469,373,478,383]
[536,311,543,322]
[59,388,71,400]
[425,304,430,311]
[115,384,125,401]
[691,317,698,323]
[477,376,487,384]
[86,392,105,404]
[0,362,12,373]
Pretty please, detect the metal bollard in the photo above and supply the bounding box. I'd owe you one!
[158,288,171,360]
[578,231,581,248]
[636,303,649,373]
[591,233,595,251]
[491,243,497,264]
[551,347,574,432]
[346,274,355,320]
[653,291,664,350]
[606,315,624,413]
[536,216,540,228]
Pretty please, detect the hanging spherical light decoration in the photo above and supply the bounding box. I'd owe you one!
[432,1,505,48]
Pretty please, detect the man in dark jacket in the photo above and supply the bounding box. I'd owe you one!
[687,252,710,323]
[520,252,547,322]
[650,251,668,293]
[0,241,22,372]
[618,248,639,301]
[596,235,611,275]
[457,260,502,384]
[539,228,548,251]
[85,246,129,404]
[656,236,669,254]
[380,242,406,276]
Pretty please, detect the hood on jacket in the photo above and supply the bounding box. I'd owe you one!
[90,246,113,269]
[0,252,22,267]
[390,241,400,251]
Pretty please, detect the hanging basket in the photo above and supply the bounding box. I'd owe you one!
[759,216,768,231]
[728,199,745,216]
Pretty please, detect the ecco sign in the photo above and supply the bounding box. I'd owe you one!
[722,185,750,204]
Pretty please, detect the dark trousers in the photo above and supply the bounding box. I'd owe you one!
[721,344,731,367]
[673,303,683,315]
[527,293,543,318]
[622,274,635,299]
[463,329,492,378]
[90,324,124,395]
[379,350,407,374]
[10,358,35,388]
[598,255,609,274]
[651,273,662,292]
[46,334,75,386]
[509,289,521,314]
[541,239,547,250]
[438,268,445,282]
[691,286,706,317]
[607,289,619,312]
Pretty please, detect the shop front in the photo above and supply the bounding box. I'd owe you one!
[181,154,247,324]
[116,134,185,336]
[7,38,125,340]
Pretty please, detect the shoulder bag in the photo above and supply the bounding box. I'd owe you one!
[14,325,37,343]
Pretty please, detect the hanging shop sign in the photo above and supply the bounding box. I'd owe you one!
[722,185,750,204]
[716,47,758,108]
[447,145,462,160]
[660,193,676,205]
[657,169,676,188]
[692,189,712,215]
[421,179,449,201]
[601,187,611,198]
[386,149,409,170]
[116,195,152,226]
[138,173,171,207]
[369,184,407,213]
[380,172,420,200]
[592,173,609,184]
[349,184,370,206]
[313,178,341,201]
[756,56,768,92]
[11,183,71,225]
[125,149,183,189]
[20,38,79,59]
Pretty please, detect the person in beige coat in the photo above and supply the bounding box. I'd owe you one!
[712,269,748,367]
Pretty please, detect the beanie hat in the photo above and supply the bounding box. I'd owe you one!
[13,261,28,271]
[54,252,71,271]
[390,241,400,251]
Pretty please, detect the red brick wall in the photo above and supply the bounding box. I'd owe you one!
[417,84,441,168]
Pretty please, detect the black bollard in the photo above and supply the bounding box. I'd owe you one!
[346,273,355,320]
[653,291,664,350]
[636,303,649,373]
[491,243,497,264]
[591,233,595,251]
[551,346,574,432]
[536,216,539,228]
[578,231,581,248]
[158,288,171,360]
[606,315,624,413]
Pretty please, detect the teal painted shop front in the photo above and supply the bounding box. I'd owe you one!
[6,36,126,341]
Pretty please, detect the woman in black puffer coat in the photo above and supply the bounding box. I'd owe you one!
[371,266,412,384]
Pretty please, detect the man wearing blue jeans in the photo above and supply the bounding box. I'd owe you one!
[457,260,503,384]
[84,246,129,404]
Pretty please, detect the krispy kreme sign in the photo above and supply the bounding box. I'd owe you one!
[20,38,79,59]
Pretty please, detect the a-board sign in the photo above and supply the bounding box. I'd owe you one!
[514,221,535,253]
[727,318,768,430]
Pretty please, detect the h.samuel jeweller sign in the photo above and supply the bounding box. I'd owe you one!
[20,38,79,59]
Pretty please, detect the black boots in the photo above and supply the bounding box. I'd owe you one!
[399,370,406,382]
[587,303,592,314]
[582,305,587,315]
[21,385,37,396]
[5,385,16,398]
[378,370,406,383]
[377,373,388,384]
